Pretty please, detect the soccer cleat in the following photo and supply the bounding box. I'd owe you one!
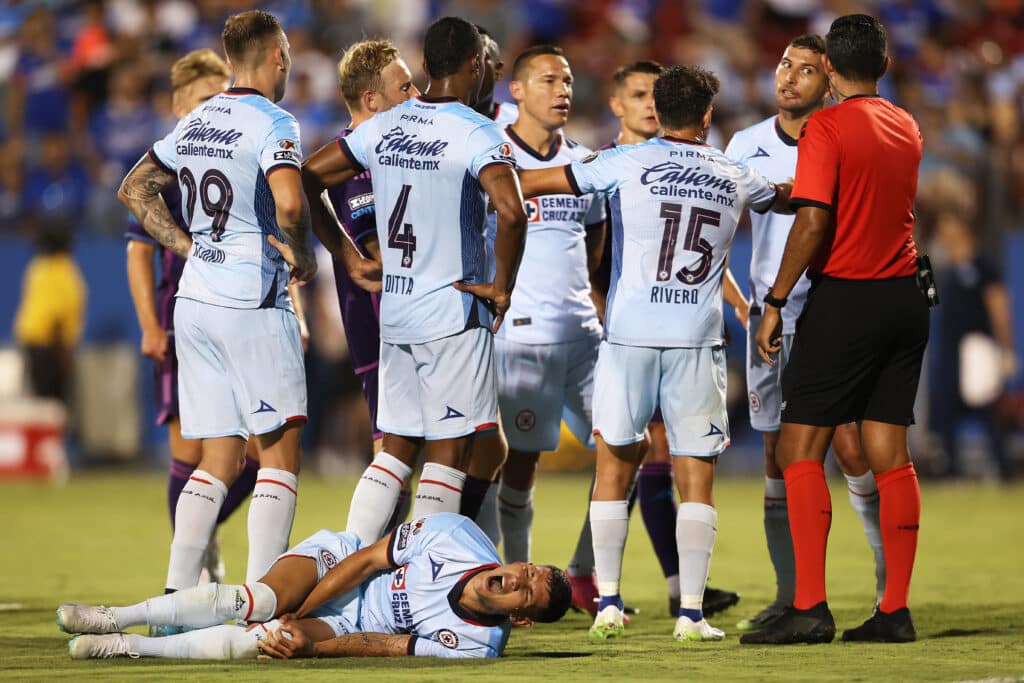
[57,603,119,635]
[674,615,726,642]
[68,633,138,659]
[736,602,789,632]
[569,574,599,617]
[148,624,186,637]
[702,586,741,616]
[842,606,916,643]
[588,605,625,640]
[739,602,835,645]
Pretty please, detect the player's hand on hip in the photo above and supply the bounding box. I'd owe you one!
[453,281,511,333]
[140,325,168,362]
[755,305,783,366]
[351,257,383,293]
[268,234,317,285]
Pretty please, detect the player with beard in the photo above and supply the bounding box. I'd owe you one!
[725,34,885,634]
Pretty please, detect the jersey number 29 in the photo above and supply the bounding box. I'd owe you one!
[180,167,234,242]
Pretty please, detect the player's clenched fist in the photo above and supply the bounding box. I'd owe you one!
[755,304,783,366]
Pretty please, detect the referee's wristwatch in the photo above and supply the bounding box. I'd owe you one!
[763,292,788,309]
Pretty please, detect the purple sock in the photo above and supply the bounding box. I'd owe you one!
[167,459,196,530]
[459,474,491,520]
[637,462,679,578]
[217,456,258,524]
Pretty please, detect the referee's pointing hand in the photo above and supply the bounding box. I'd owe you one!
[755,304,784,366]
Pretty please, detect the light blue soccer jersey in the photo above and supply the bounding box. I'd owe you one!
[360,512,510,658]
[487,129,604,344]
[724,116,810,334]
[568,137,776,348]
[150,87,302,310]
[339,96,517,344]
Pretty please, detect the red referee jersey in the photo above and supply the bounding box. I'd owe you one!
[790,95,922,279]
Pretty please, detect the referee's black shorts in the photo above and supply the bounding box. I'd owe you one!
[781,275,930,427]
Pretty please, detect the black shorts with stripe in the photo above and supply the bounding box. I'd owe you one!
[781,275,929,427]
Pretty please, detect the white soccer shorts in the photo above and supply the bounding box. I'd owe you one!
[495,334,598,452]
[593,341,730,457]
[276,530,363,637]
[174,298,306,440]
[746,308,795,432]
[377,327,498,440]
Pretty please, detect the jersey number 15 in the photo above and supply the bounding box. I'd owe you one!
[656,203,720,285]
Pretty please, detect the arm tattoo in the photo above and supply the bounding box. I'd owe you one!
[118,156,191,260]
[312,633,411,658]
[278,192,316,272]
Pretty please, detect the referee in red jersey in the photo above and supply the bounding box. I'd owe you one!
[743,14,930,645]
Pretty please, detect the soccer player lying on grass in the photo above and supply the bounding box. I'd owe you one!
[57,513,572,660]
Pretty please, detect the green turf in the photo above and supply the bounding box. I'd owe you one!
[1,472,1023,681]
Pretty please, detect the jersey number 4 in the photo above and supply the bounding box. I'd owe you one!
[656,203,720,285]
[387,184,417,268]
[180,167,234,242]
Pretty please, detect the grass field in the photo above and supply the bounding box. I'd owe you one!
[2,472,1023,681]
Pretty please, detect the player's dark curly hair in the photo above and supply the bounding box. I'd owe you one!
[533,565,573,623]
[826,14,887,81]
[423,16,482,80]
[653,65,720,131]
[789,33,825,55]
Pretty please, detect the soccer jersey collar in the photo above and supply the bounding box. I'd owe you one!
[447,563,508,627]
[224,87,264,97]
[662,135,707,146]
[417,95,459,104]
[506,125,562,162]
[773,117,798,147]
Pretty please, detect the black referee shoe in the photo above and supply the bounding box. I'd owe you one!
[668,587,741,617]
[842,607,916,643]
[739,602,835,645]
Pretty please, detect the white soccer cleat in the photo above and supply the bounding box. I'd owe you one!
[589,604,625,640]
[56,603,119,634]
[674,615,726,642]
[68,633,138,659]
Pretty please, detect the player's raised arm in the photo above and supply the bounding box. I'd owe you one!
[300,142,381,291]
[118,154,192,259]
[518,165,576,198]
[292,535,393,619]
[456,163,528,332]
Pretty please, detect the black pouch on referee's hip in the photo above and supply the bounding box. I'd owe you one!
[915,255,940,307]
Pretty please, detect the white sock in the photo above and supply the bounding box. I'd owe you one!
[667,573,681,601]
[764,476,795,605]
[127,624,259,659]
[845,471,886,602]
[590,500,629,597]
[412,463,465,517]
[111,582,277,629]
[246,468,298,584]
[498,483,534,563]
[346,452,412,544]
[477,481,502,547]
[676,502,717,615]
[166,470,226,591]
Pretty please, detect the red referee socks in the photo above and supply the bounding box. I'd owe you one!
[875,462,921,613]
[783,460,832,610]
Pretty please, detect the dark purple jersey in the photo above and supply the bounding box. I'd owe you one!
[325,129,382,377]
[124,184,188,332]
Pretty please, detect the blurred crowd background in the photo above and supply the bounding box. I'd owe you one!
[1,0,1023,480]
